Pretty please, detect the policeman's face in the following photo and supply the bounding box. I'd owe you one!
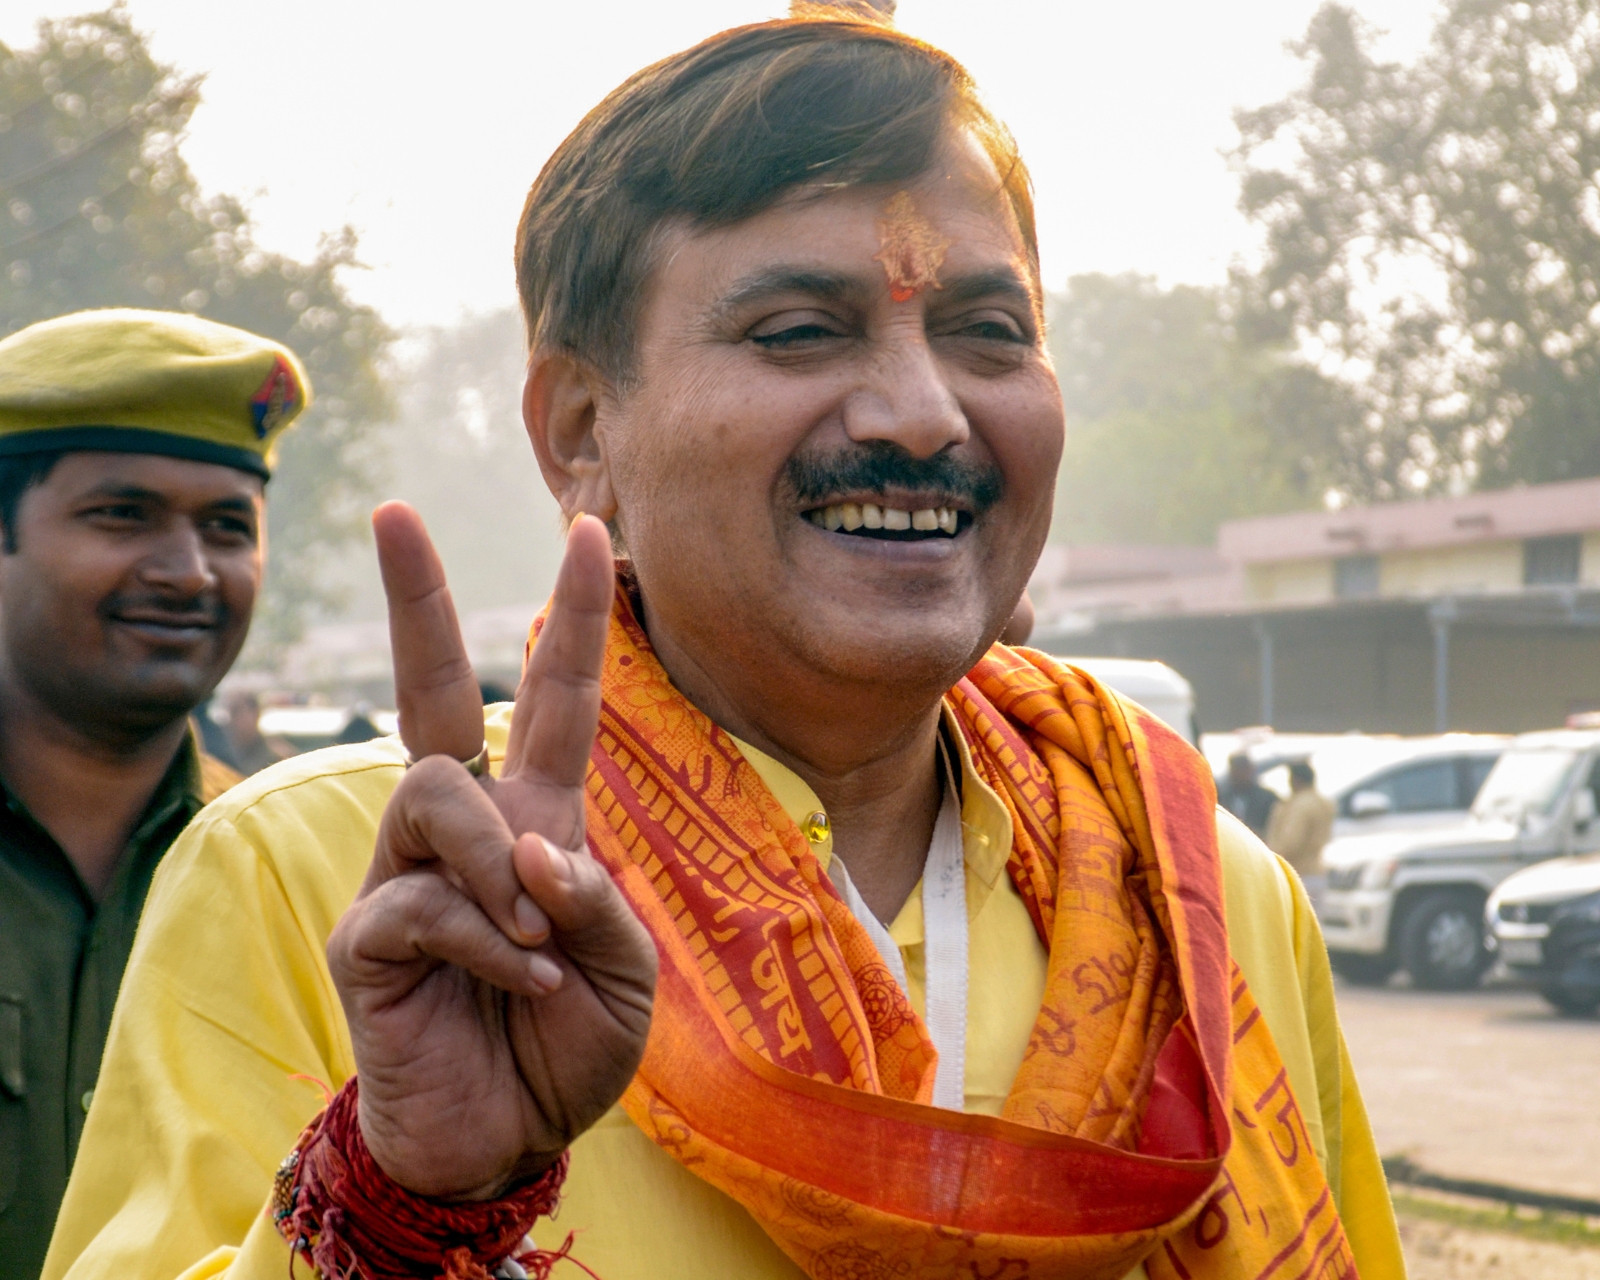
[0,452,263,743]
[596,131,1063,703]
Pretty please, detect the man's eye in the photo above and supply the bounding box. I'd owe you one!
[88,504,145,521]
[751,323,844,348]
[203,517,256,541]
[953,317,1028,343]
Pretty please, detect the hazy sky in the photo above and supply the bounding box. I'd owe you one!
[3,1,1443,329]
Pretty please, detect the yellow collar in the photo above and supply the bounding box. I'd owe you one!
[728,703,1013,892]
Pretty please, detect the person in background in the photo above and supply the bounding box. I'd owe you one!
[478,679,517,707]
[189,698,238,769]
[1217,750,1277,836]
[0,308,308,1278]
[333,701,381,745]
[219,691,290,776]
[1268,760,1337,897]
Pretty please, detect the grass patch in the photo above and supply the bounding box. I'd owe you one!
[1394,1188,1600,1250]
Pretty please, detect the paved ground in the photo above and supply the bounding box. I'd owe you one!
[1335,979,1600,1274]
[1336,977,1600,1199]
[1398,1217,1600,1278]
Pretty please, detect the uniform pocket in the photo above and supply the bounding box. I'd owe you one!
[0,994,21,1213]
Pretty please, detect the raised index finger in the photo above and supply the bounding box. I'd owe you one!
[503,514,614,787]
[374,501,484,764]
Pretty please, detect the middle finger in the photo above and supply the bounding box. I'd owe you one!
[369,756,550,948]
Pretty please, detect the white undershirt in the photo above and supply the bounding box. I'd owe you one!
[824,742,969,1110]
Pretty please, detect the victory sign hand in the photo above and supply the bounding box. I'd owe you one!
[326,503,656,1200]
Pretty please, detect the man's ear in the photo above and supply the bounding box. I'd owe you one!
[523,350,618,522]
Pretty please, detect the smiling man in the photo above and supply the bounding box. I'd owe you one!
[48,16,1402,1280]
[0,309,306,1278]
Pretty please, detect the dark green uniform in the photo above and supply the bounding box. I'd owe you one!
[0,738,207,1279]
[0,308,307,1278]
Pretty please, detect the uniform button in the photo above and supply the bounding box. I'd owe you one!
[81,1089,94,1113]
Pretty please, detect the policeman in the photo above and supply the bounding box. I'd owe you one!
[0,309,308,1276]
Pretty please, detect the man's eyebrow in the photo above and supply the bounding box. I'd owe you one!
[708,264,1039,323]
[204,496,259,514]
[77,484,258,512]
[931,267,1038,310]
[78,483,167,503]
[710,267,862,321]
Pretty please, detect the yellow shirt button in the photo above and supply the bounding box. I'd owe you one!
[801,810,830,844]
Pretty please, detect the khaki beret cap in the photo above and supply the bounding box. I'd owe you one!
[0,308,312,479]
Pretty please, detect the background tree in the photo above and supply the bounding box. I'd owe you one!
[1236,0,1600,499]
[325,308,565,625]
[0,7,392,656]
[1048,272,1353,543]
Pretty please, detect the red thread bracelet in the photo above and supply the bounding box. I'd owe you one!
[273,1077,589,1280]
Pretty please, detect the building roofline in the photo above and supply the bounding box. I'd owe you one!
[1217,474,1600,564]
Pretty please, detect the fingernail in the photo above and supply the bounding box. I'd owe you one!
[529,952,563,992]
[543,841,571,883]
[513,894,544,943]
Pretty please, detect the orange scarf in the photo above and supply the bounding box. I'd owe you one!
[557,589,1356,1280]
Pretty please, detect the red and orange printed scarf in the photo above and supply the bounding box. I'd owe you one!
[553,588,1356,1280]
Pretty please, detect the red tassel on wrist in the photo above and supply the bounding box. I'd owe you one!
[272,1077,585,1280]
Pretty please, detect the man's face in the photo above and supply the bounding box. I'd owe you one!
[0,452,264,743]
[597,132,1064,700]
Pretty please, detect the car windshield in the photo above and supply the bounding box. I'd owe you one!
[1471,748,1580,821]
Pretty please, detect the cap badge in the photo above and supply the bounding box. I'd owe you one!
[250,356,301,438]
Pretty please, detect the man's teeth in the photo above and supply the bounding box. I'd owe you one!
[806,504,961,536]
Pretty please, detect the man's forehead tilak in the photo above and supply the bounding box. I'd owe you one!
[873,190,951,303]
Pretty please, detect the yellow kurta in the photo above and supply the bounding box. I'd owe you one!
[44,706,1405,1280]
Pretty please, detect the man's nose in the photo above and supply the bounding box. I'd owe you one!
[840,329,968,459]
[139,525,217,596]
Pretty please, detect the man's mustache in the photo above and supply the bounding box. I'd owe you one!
[785,442,1004,510]
[101,593,225,626]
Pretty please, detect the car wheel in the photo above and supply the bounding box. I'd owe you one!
[1398,892,1489,991]
[1541,985,1600,1018]
[1329,951,1397,986]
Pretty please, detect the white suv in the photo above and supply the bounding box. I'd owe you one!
[1208,734,1507,840]
[1319,730,1600,990]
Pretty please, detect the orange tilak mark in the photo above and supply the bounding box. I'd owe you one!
[873,191,950,302]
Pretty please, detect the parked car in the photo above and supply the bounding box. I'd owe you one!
[256,704,400,754]
[1209,734,1507,840]
[1319,728,1600,990]
[1488,848,1600,1016]
[1060,657,1197,745]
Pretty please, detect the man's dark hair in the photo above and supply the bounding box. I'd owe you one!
[0,451,64,553]
[514,14,1037,381]
[1289,761,1316,788]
